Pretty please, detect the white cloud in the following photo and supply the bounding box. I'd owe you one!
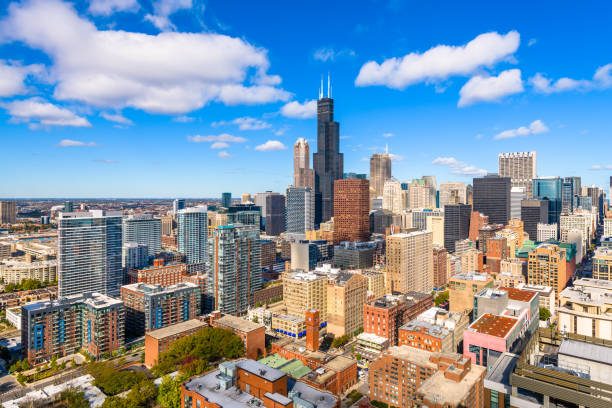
[255,140,287,151]
[458,69,524,107]
[0,60,44,97]
[281,99,317,119]
[528,38,537,47]
[3,97,91,127]
[0,0,289,115]
[382,132,393,138]
[173,115,195,123]
[210,141,229,149]
[432,157,487,176]
[89,0,139,16]
[218,151,231,158]
[145,0,192,31]
[590,164,612,171]
[530,63,612,94]
[213,116,271,130]
[389,153,403,161]
[274,126,288,136]
[493,119,548,140]
[187,133,247,143]
[56,139,98,147]
[313,47,356,62]
[94,159,117,163]
[100,112,133,125]
[355,31,520,89]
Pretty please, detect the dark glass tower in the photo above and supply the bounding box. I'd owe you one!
[313,93,343,225]
[443,204,472,253]
[473,174,512,225]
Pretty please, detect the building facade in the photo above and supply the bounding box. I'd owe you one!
[177,206,208,265]
[444,204,472,253]
[285,186,315,236]
[473,174,512,225]
[370,152,392,202]
[123,214,161,258]
[498,151,537,199]
[386,231,433,294]
[294,138,315,189]
[333,178,370,245]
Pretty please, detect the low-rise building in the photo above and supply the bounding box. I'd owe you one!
[0,287,57,311]
[207,312,266,360]
[253,283,283,306]
[398,307,468,353]
[516,283,555,316]
[6,307,21,329]
[272,313,306,339]
[126,259,187,286]
[144,319,207,367]
[0,258,57,284]
[368,346,486,408]
[557,278,612,340]
[449,272,494,316]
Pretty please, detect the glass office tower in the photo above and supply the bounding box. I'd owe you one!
[533,177,563,224]
[177,206,208,264]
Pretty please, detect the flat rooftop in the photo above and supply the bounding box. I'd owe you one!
[386,346,437,369]
[417,364,487,405]
[399,319,451,340]
[558,339,612,366]
[451,272,491,282]
[469,314,520,338]
[22,292,122,312]
[146,319,207,340]
[216,314,265,333]
[499,287,538,303]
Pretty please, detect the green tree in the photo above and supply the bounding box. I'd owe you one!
[87,361,147,396]
[59,387,89,408]
[252,316,259,323]
[434,291,449,306]
[157,375,184,408]
[355,354,362,361]
[539,307,551,321]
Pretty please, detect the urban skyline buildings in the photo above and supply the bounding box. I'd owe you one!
[333,178,370,245]
[369,150,392,202]
[473,174,512,225]
[293,138,315,189]
[122,214,161,258]
[285,186,315,235]
[177,206,208,265]
[498,151,537,199]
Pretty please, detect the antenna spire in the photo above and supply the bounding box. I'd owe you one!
[319,75,323,99]
[385,144,388,154]
[327,72,330,98]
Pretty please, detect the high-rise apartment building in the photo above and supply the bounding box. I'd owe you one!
[313,89,343,224]
[521,199,549,240]
[533,177,563,224]
[177,206,208,264]
[333,178,370,245]
[205,224,262,315]
[527,243,569,298]
[293,138,315,189]
[473,174,511,225]
[370,151,392,202]
[58,211,123,298]
[161,215,173,236]
[438,182,466,208]
[221,192,232,208]
[0,201,17,225]
[443,204,472,253]
[122,242,149,269]
[326,272,367,337]
[386,230,433,294]
[172,198,185,215]
[282,270,328,324]
[123,214,161,258]
[498,151,537,199]
[426,214,444,247]
[22,293,124,365]
[285,186,315,235]
[382,177,402,214]
[510,186,526,220]
[432,246,448,289]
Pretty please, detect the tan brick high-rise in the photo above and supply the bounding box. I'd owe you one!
[386,231,433,294]
[333,178,370,245]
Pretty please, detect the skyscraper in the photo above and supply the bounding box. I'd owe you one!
[294,138,315,189]
[370,151,392,202]
[285,186,315,235]
[206,224,262,315]
[386,230,433,293]
[221,192,232,208]
[0,201,17,224]
[510,187,526,220]
[473,174,511,225]
[333,178,370,245]
[177,206,208,264]
[64,201,74,213]
[123,214,161,258]
[444,204,472,253]
[313,79,343,225]
[561,180,574,213]
[172,198,185,215]
[533,177,563,224]
[265,193,286,236]
[498,151,537,199]
[58,210,123,297]
[382,177,402,214]
[439,182,466,208]
[422,176,437,207]
[521,200,549,240]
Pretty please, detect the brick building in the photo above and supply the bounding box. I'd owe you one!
[398,307,469,353]
[253,284,283,306]
[432,246,448,289]
[207,312,266,360]
[0,287,57,311]
[144,319,207,367]
[333,179,370,245]
[127,259,187,286]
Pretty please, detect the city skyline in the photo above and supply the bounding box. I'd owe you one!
[1,0,612,198]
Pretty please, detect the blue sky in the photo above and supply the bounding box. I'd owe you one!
[1,0,611,198]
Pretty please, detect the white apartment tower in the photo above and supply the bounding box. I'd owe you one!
[498,151,537,199]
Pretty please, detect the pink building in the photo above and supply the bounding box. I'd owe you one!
[463,314,523,367]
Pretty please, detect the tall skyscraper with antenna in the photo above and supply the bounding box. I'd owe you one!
[293,138,314,189]
[313,75,343,224]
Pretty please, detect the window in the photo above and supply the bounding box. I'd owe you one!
[490,390,499,408]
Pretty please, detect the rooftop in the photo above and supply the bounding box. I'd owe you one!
[558,339,612,366]
[146,319,206,340]
[499,287,538,303]
[484,352,519,393]
[417,364,487,405]
[23,292,122,312]
[121,281,198,295]
[216,314,265,333]
[388,230,431,239]
[451,272,492,282]
[469,314,520,338]
[400,319,452,340]
[284,270,326,282]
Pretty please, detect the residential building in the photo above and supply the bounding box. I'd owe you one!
[370,152,392,202]
[382,177,402,214]
[206,224,262,315]
[385,231,433,293]
[533,177,563,224]
[516,283,555,316]
[122,242,148,269]
[294,138,315,189]
[333,178,369,245]
[460,248,483,274]
[473,174,512,225]
[313,92,344,225]
[444,204,471,253]
[0,242,11,259]
[0,287,56,311]
[326,272,367,337]
[398,307,468,353]
[411,208,443,230]
[333,241,376,269]
[560,211,593,257]
[58,210,123,298]
[469,211,489,242]
[127,259,187,286]
[449,272,494,315]
[177,206,208,265]
[22,293,124,364]
[285,186,315,236]
[426,214,444,247]
[120,281,201,335]
[593,247,612,280]
[521,199,549,240]
[498,151,537,199]
[208,312,266,360]
[537,222,558,241]
[363,292,433,346]
[252,284,283,305]
[0,201,17,224]
[485,236,508,273]
[478,223,503,255]
[172,199,185,215]
[123,214,161,258]
[368,346,486,408]
[558,278,612,340]
[527,243,570,298]
[432,246,448,289]
[290,240,333,271]
[510,186,526,220]
[0,258,57,285]
[438,182,466,208]
[358,269,386,299]
[144,319,206,367]
[271,313,306,339]
[283,270,328,324]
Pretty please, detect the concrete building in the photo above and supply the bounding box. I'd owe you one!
[120,281,201,335]
[122,242,149,269]
[358,269,386,300]
[332,241,376,269]
[449,272,494,315]
[537,222,558,241]
[208,312,266,360]
[206,224,262,315]
[294,138,315,189]
[0,258,57,284]
[593,247,612,280]
[411,208,443,230]
[558,278,612,340]
[264,193,286,236]
[438,182,466,208]
[285,186,315,236]
[444,204,472,253]
[368,346,486,408]
[177,206,208,265]
[333,178,369,245]
[58,210,123,298]
[0,201,17,224]
[460,248,483,274]
[510,186,526,220]
[426,214,444,247]
[604,217,612,238]
[382,177,402,214]
[283,270,328,324]
[22,293,124,365]
[385,230,433,294]
[370,152,392,203]
[326,272,367,337]
[498,151,537,199]
[144,319,206,367]
[527,243,570,298]
[398,307,469,353]
[123,214,161,258]
[516,283,555,317]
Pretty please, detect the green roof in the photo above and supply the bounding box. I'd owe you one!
[258,354,288,368]
[516,239,576,262]
[259,353,312,379]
